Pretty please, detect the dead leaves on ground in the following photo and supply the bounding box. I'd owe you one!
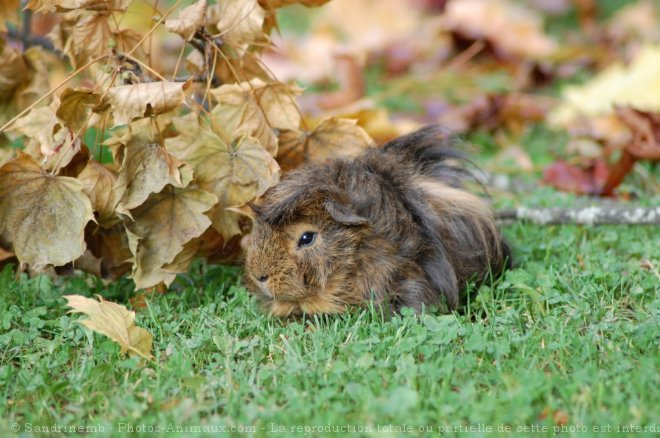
[64,294,153,360]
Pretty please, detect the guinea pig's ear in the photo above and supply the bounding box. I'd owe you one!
[324,200,368,225]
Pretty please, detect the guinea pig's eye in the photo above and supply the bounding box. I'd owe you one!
[297,231,317,248]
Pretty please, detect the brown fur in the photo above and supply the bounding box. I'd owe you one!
[244,126,511,316]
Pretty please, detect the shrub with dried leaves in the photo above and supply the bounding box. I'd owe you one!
[0,0,371,290]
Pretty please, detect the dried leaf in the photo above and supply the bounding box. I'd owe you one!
[550,46,660,126]
[210,80,302,155]
[0,153,94,268]
[113,138,192,216]
[166,114,279,239]
[125,186,217,289]
[165,0,207,41]
[26,0,132,14]
[106,81,189,127]
[542,159,608,195]
[78,160,120,225]
[259,0,330,7]
[64,294,153,360]
[278,117,373,167]
[56,87,101,133]
[0,43,26,103]
[64,12,112,67]
[166,116,279,207]
[441,0,556,60]
[214,0,266,51]
[85,223,132,279]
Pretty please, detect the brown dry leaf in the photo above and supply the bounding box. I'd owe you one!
[106,81,189,127]
[85,223,132,279]
[0,153,94,268]
[113,138,193,216]
[26,0,131,14]
[165,0,207,41]
[0,39,26,107]
[56,87,101,133]
[5,105,60,153]
[0,46,49,127]
[78,160,120,225]
[166,114,279,239]
[277,117,373,168]
[125,186,217,289]
[210,80,301,155]
[64,12,112,67]
[167,116,279,207]
[64,294,153,360]
[213,0,266,51]
[441,0,557,60]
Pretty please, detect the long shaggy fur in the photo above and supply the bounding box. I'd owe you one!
[244,126,511,316]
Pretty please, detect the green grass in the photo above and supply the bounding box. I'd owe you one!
[1,209,658,437]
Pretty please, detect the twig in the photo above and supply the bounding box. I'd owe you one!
[497,206,660,225]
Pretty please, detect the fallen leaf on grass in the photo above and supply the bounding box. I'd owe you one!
[64,294,153,360]
[441,0,557,60]
[0,153,94,269]
[601,106,660,196]
[542,159,608,195]
[550,45,660,126]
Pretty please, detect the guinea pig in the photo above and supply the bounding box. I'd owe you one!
[244,126,511,316]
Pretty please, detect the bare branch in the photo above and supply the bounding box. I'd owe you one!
[497,206,660,225]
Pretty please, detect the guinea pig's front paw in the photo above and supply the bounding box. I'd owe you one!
[264,295,346,317]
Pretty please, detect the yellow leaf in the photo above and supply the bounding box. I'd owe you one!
[64,294,153,360]
[210,80,301,155]
[125,186,217,289]
[77,160,120,225]
[165,0,207,41]
[278,117,373,166]
[113,138,192,216]
[214,0,266,51]
[0,153,94,268]
[56,87,101,133]
[106,81,188,126]
[550,45,660,127]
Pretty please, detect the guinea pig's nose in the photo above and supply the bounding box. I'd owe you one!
[257,274,269,283]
